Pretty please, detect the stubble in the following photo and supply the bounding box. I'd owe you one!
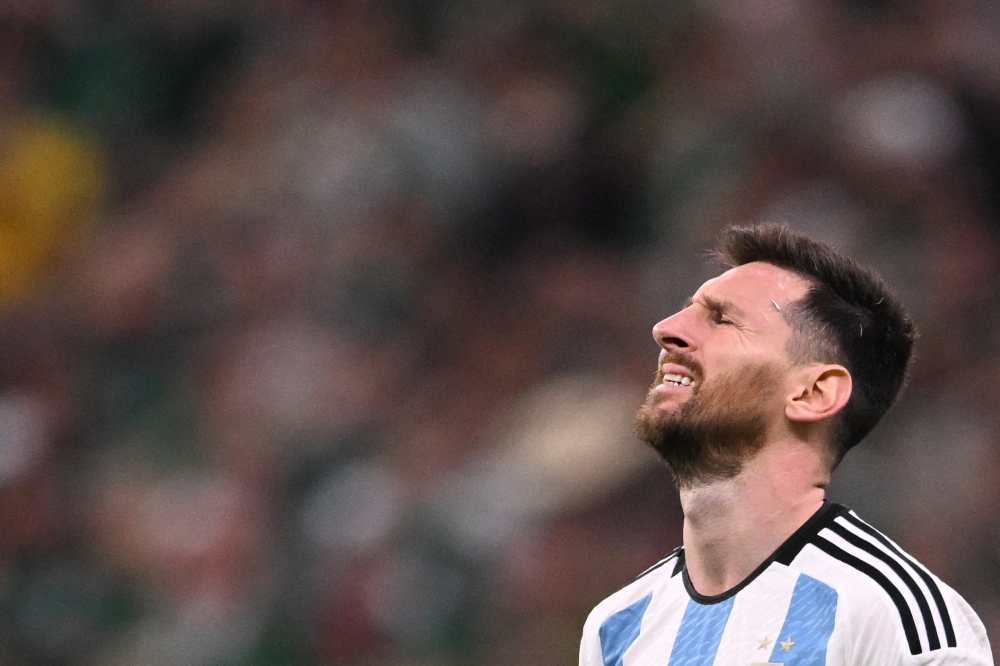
[635,361,783,488]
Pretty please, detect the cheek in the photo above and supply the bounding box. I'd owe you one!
[707,363,787,411]
[716,334,793,368]
[700,349,790,394]
[699,327,794,373]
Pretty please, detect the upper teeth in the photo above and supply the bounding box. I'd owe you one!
[663,373,693,386]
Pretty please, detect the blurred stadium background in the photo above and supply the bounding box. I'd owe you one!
[1,0,999,664]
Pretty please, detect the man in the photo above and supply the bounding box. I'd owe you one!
[579,224,992,665]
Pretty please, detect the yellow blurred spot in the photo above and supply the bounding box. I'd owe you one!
[0,115,104,302]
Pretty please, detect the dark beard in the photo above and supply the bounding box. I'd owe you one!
[635,362,781,488]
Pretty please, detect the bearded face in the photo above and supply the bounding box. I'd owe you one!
[635,352,784,488]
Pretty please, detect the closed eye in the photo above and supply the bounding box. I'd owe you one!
[683,295,745,327]
[712,310,735,325]
[703,296,741,326]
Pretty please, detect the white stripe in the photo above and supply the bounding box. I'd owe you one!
[846,511,939,582]
[818,527,930,652]
[713,568,799,665]
[637,550,680,579]
[834,516,946,645]
[627,576,688,666]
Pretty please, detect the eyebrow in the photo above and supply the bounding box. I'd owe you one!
[683,295,748,320]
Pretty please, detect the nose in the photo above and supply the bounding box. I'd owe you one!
[652,308,697,352]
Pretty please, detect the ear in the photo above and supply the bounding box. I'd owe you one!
[785,364,852,424]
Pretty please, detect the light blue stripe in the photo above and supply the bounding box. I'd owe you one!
[667,597,735,666]
[768,574,838,665]
[599,593,653,666]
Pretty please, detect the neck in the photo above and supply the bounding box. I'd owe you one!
[679,439,828,597]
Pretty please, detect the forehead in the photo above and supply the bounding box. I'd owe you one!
[696,261,812,309]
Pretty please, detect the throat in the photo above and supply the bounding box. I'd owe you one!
[679,474,826,597]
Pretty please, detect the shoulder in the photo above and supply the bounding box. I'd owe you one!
[583,546,683,624]
[635,544,684,581]
[785,505,992,663]
[580,547,684,646]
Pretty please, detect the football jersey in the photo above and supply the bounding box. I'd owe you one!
[579,501,992,666]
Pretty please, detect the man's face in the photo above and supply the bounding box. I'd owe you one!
[635,262,812,486]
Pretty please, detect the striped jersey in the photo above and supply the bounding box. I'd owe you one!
[579,501,992,666]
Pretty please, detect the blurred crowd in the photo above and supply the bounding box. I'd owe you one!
[1,0,1000,664]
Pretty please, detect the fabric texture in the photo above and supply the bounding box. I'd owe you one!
[579,502,993,666]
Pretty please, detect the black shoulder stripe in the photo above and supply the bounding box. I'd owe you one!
[828,522,940,650]
[672,548,685,577]
[842,513,956,648]
[773,501,848,566]
[635,546,682,581]
[813,535,922,655]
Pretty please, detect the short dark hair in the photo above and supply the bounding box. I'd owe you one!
[716,223,916,466]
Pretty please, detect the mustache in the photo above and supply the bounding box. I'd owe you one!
[657,350,705,385]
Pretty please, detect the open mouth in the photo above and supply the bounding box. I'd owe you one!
[661,372,695,388]
[654,353,703,393]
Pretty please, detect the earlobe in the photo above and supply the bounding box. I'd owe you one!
[785,365,852,423]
